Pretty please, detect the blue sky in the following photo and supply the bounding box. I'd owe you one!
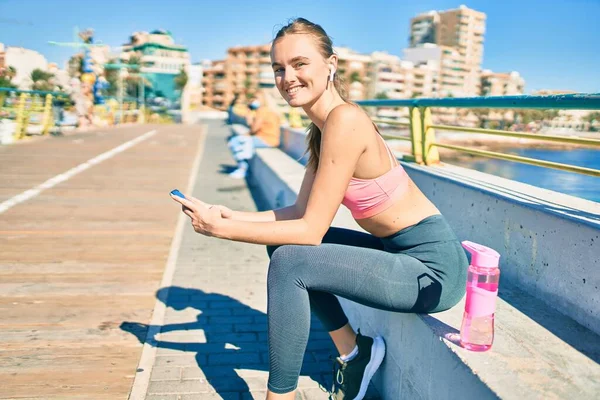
[1,0,599,93]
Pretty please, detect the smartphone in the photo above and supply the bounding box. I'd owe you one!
[170,189,185,199]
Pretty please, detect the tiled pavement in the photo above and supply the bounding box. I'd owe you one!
[123,120,380,399]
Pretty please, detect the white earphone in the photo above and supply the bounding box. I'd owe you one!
[329,66,336,82]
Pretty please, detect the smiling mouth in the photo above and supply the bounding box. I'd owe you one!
[286,86,304,95]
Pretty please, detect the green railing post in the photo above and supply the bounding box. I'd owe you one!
[421,107,440,165]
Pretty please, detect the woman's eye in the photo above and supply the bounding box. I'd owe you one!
[296,62,305,68]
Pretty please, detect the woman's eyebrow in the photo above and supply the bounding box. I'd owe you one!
[272,56,310,68]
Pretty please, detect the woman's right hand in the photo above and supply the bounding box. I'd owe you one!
[186,197,234,219]
[211,204,233,219]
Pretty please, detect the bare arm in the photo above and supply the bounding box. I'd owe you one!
[172,105,367,246]
[211,105,366,245]
[227,206,297,222]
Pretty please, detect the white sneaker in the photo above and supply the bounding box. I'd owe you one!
[229,168,247,179]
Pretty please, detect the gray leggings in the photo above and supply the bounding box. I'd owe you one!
[265,214,468,393]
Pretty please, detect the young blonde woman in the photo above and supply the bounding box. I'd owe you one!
[171,18,468,400]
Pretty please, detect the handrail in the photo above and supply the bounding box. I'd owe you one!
[429,124,600,147]
[432,143,600,177]
[357,93,600,110]
[0,87,70,97]
[372,119,600,147]
[355,93,600,178]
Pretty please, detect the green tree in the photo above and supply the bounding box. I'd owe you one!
[584,112,600,123]
[31,69,54,83]
[175,67,188,91]
[543,110,559,120]
[123,56,150,99]
[103,59,120,96]
[349,71,361,83]
[374,91,389,100]
[30,68,55,91]
[471,108,490,128]
[0,66,17,88]
[67,54,84,77]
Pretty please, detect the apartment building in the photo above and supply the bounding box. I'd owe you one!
[0,43,5,71]
[201,60,227,109]
[368,52,413,99]
[409,11,440,47]
[481,70,525,96]
[334,47,372,100]
[202,43,374,109]
[404,43,468,97]
[201,44,273,110]
[409,5,486,96]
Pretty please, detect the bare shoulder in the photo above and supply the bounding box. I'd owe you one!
[323,104,374,142]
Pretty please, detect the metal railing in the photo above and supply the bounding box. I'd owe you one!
[355,93,600,177]
[0,87,146,142]
[0,88,68,140]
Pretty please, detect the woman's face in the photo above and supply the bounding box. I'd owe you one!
[271,34,331,107]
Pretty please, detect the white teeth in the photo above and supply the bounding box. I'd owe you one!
[287,86,303,94]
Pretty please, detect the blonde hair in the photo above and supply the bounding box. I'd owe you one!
[273,18,353,170]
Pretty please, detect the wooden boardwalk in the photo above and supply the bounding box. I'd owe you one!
[0,124,205,399]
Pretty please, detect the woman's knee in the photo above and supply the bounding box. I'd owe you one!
[267,245,308,285]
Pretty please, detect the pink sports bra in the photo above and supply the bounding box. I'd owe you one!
[342,134,409,219]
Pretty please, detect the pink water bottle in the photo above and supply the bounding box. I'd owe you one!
[460,241,501,352]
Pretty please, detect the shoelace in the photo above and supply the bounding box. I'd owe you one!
[318,355,347,398]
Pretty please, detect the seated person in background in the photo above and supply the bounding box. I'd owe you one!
[227,93,281,179]
[246,93,281,148]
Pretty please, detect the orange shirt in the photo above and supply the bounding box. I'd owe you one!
[253,107,281,147]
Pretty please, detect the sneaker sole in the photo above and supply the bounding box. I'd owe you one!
[354,335,386,400]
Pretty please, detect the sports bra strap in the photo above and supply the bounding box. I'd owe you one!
[377,133,398,170]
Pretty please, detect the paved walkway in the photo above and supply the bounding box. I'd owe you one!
[127,119,370,400]
[0,120,380,399]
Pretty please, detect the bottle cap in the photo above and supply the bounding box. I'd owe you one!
[461,241,500,269]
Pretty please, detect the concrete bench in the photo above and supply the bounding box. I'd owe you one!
[247,145,600,399]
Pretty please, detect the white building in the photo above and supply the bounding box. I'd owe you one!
[3,45,48,89]
[121,29,191,101]
[369,51,416,99]
[480,69,525,96]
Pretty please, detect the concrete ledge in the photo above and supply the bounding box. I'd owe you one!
[405,162,600,335]
[248,146,600,399]
[279,126,600,335]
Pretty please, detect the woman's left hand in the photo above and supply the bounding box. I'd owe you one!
[170,191,223,237]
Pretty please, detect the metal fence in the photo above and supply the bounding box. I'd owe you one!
[355,93,600,177]
[0,88,145,143]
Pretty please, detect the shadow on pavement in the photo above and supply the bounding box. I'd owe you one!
[121,286,335,396]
